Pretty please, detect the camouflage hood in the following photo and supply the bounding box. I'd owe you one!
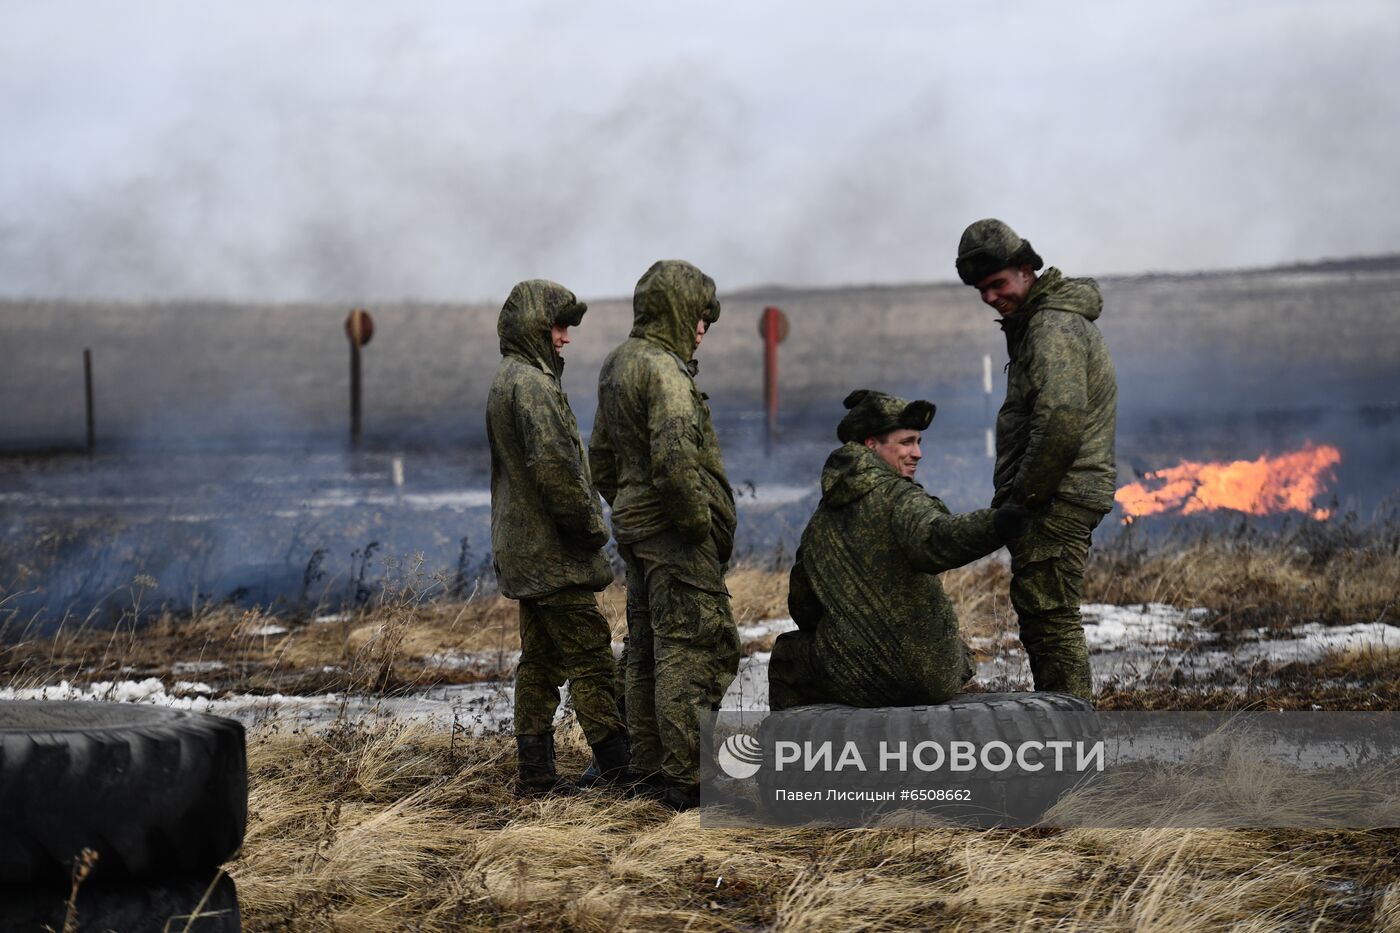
[630,260,720,362]
[487,280,610,600]
[999,268,1102,360]
[498,279,588,377]
[820,442,905,509]
[1030,267,1102,321]
[1004,267,1100,324]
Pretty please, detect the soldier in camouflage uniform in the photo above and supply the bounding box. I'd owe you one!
[487,279,628,795]
[605,308,718,726]
[589,260,739,811]
[769,390,1030,710]
[583,306,716,790]
[956,219,1118,700]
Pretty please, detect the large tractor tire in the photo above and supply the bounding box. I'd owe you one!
[756,692,1100,826]
[0,873,240,932]
[0,701,247,884]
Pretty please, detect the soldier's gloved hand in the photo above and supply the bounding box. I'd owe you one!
[561,513,609,551]
[675,510,711,545]
[574,526,609,552]
[993,504,1034,542]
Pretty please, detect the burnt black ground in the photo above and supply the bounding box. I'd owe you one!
[3,260,1398,621]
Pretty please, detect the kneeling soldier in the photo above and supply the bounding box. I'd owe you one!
[769,390,1030,710]
[487,279,628,795]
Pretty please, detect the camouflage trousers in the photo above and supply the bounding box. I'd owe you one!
[513,587,624,745]
[768,630,827,711]
[769,629,975,711]
[1007,499,1106,700]
[618,535,740,785]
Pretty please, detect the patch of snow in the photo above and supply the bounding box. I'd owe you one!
[1,678,172,704]
[737,484,817,508]
[6,606,1390,732]
[0,679,356,722]
[313,613,349,624]
[738,618,797,642]
[723,651,773,711]
[1080,603,1212,651]
[172,660,226,674]
[247,624,289,637]
[423,650,519,670]
[400,491,493,510]
[1234,621,1400,664]
[978,603,1400,690]
[292,489,492,512]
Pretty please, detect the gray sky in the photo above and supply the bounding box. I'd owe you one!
[2,1,1397,301]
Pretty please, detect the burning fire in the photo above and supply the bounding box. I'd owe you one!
[1115,443,1341,524]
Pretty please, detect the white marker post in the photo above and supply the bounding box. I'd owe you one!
[983,353,994,458]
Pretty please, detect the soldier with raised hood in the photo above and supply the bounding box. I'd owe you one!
[589,259,739,812]
[768,390,1030,710]
[956,219,1118,700]
[487,279,628,795]
[585,298,723,787]
[604,305,724,721]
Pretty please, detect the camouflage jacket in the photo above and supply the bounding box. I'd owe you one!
[789,442,1002,706]
[994,267,1118,512]
[487,281,612,600]
[589,261,736,564]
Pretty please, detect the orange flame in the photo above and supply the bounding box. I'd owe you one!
[1115,443,1341,524]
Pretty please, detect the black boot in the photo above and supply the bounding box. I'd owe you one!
[514,734,580,797]
[659,779,701,812]
[577,758,602,787]
[582,732,631,787]
[624,770,668,801]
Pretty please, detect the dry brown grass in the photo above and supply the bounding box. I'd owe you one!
[5,529,1397,702]
[7,537,1400,928]
[1085,527,1400,632]
[230,717,1400,931]
[0,563,809,696]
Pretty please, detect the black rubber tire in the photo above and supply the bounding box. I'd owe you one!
[0,873,240,932]
[0,701,247,884]
[757,692,1100,826]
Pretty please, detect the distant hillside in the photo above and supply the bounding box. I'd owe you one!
[3,258,1399,452]
[728,253,1400,294]
[1266,253,1400,275]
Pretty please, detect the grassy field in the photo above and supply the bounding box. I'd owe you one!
[229,720,1400,932]
[5,517,1396,706]
[4,522,1400,929]
[4,260,1399,927]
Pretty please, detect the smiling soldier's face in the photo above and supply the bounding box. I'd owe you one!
[865,428,922,478]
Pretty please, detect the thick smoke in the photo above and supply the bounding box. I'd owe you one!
[3,3,1399,622]
[1,2,1398,302]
